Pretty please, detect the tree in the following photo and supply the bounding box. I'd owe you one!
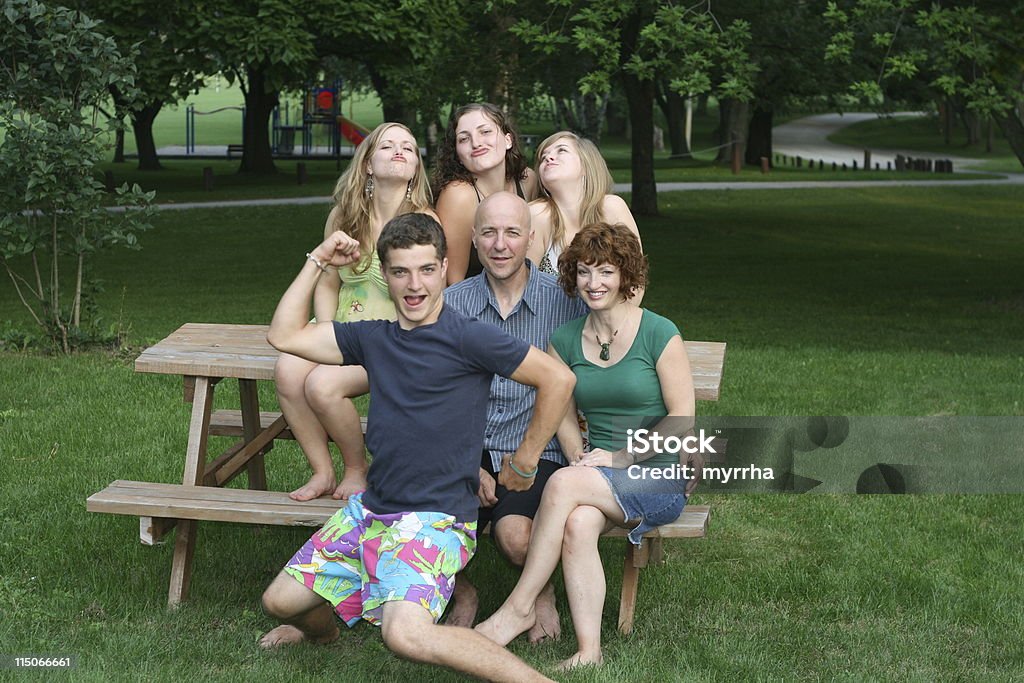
[1,0,154,353]
[825,0,1024,169]
[714,1,844,166]
[77,0,207,171]
[513,1,756,215]
[193,0,317,174]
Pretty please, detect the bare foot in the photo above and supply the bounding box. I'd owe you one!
[332,470,368,500]
[527,583,560,644]
[445,577,479,628]
[475,601,536,646]
[556,651,603,671]
[259,624,339,649]
[289,472,338,501]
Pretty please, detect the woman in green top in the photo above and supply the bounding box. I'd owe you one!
[477,222,702,670]
[274,122,437,502]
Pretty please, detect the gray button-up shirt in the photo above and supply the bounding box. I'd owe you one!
[445,261,588,470]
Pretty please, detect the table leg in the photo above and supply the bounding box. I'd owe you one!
[168,376,215,608]
[239,379,268,490]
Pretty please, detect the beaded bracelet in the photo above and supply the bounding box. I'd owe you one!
[508,453,538,478]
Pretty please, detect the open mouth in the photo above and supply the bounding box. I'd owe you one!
[404,295,427,308]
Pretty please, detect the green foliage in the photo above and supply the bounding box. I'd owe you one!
[0,0,154,353]
[823,0,1024,167]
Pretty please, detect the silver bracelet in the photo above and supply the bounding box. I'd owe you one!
[305,252,328,272]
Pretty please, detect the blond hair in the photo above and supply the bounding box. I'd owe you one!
[534,131,613,250]
[330,123,432,271]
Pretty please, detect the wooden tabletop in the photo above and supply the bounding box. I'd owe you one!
[136,322,726,400]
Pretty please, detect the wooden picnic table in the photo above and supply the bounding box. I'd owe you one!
[89,322,726,623]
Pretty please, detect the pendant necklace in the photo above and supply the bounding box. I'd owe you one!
[593,315,622,361]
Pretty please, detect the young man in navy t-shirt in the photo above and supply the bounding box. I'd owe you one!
[259,213,573,683]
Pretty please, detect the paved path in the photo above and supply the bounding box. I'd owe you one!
[772,112,982,169]
[137,113,1020,211]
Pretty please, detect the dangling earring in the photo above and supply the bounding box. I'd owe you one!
[364,174,374,199]
[405,180,413,201]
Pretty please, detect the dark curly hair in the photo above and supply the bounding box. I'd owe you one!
[431,103,529,196]
[557,222,648,301]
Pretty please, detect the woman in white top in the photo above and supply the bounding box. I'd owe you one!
[528,132,642,299]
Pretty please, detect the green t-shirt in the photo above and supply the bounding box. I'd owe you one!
[550,308,681,467]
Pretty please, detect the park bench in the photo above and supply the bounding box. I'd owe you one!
[86,323,725,634]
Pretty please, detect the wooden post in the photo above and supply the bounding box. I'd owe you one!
[863,150,872,169]
[796,155,802,168]
[296,162,308,185]
[895,155,905,171]
[202,166,214,192]
[852,160,858,170]
[730,143,741,175]
[887,161,892,171]
[760,156,770,174]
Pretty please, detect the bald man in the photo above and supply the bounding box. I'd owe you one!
[444,192,587,642]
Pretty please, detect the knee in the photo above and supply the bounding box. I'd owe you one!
[304,367,343,411]
[494,518,531,566]
[274,354,310,400]
[381,620,428,661]
[538,468,575,508]
[261,584,291,620]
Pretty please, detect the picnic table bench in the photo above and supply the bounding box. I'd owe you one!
[86,322,726,634]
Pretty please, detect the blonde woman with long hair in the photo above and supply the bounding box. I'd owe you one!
[275,122,437,501]
[528,132,642,299]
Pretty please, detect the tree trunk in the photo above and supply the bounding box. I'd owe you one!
[132,102,163,171]
[112,125,125,163]
[574,92,608,144]
[367,65,416,129]
[656,83,690,158]
[994,111,1024,170]
[745,104,773,166]
[715,98,749,164]
[621,73,657,216]
[619,6,657,216]
[605,94,627,137]
[240,66,278,174]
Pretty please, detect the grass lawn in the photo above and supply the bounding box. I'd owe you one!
[828,114,1023,174]
[1,186,1023,680]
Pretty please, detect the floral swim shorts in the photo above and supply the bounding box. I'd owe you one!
[283,492,477,627]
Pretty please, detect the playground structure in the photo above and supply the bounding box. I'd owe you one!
[184,81,371,158]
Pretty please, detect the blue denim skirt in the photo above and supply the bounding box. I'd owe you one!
[595,465,688,545]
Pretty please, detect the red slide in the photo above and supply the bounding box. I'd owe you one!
[337,116,371,146]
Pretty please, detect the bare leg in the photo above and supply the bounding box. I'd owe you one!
[558,505,609,669]
[275,353,337,501]
[381,601,553,683]
[305,364,370,499]
[259,571,340,648]
[446,576,479,628]
[476,467,623,646]
[493,515,560,644]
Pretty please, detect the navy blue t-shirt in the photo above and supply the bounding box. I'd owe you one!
[333,305,531,522]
